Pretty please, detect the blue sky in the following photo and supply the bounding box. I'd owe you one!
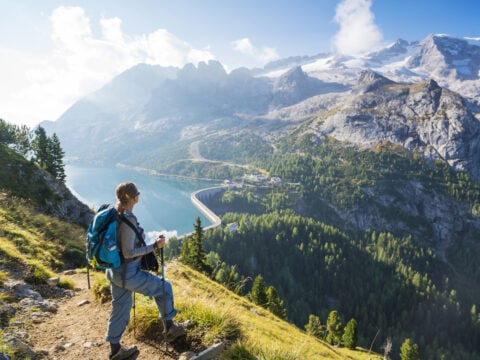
[0,0,479,127]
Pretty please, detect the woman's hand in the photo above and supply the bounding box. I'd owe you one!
[155,235,166,249]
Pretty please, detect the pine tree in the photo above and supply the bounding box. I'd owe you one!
[305,314,324,338]
[400,338,420,360]
[47,133,66,183]
[180,217,209,272]
[342,318,358,349]
[249,274,268,307]
[32,126,49,169]
[13,124,31,156]
[0,118,16,144]
[326,310,343,346]
[266,285,287,319]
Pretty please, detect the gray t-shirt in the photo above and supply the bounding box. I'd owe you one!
[118,211,156,260]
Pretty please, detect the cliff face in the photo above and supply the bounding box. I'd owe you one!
[310,73,480,180]
[0,144,92,227]
[337,177,477,254]
[40,171,93,227]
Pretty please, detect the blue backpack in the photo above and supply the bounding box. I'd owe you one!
[85,204,121,270]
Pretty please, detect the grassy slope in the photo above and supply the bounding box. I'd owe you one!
[0,143,381,359]
[0,193,86,282]
[0,196,381,359]
[166,262,381,360]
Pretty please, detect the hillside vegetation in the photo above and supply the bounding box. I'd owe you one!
[103,260,381,359]
[0,193,86,284]
[199,139,480,360]
[0,128,381,359]
[0,193,381,359]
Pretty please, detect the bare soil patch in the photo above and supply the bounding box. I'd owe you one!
[26,272,182,360]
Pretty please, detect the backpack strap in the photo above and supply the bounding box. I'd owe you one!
[117,214,147,288]
[118,214,147,247]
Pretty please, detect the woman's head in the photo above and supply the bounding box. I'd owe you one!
[115,181,140,213]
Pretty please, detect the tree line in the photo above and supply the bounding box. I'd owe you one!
[0,119,65,183]
[167,215,425,359]
[197,208,479,360]
[167,217,288,320]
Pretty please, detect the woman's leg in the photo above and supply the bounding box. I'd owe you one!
[125,269,178,320]
[105,281,133,344]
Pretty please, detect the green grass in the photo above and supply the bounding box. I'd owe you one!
[86,254,382,359]
[23,259,55,285]
[0,329,14,358]
[119,262,382,360]
[58,277,76,290]
[91,272,111,304]
[0,270,9,287]
[0,193,86,283]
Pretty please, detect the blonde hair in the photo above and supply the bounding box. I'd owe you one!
[115,181,139,214]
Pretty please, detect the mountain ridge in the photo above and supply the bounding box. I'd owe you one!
[43,33,480,172]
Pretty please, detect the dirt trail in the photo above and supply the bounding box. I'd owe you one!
[27,272,179,360]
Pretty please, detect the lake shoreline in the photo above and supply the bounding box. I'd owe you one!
[65,164,216,237]
[116,163,222,183]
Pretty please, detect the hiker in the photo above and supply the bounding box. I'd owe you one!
[105,181,185,360]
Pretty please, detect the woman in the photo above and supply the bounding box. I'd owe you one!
[105,181,185,360]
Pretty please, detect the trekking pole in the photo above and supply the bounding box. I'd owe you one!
[133,292,136,338]
[86,262,91,289]
[160,247,168,349]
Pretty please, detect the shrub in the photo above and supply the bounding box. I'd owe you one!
[58,277,76,290]
[92,272,111,303]
[24,260,54,285]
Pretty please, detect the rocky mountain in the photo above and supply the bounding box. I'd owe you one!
[305,72,480,178]
[42,33,480,180]
[407,34,480,81]
[36,34,480,359]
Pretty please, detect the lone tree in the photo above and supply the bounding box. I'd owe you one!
[249,274,268,307]
[326,310,343,346]
[180,217,209,272]
[305,314,324,339]
[342,318,358,349]
[400,338,420,360]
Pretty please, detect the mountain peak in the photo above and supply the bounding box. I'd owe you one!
[356,70,395,93]
[407,34,480,81]
[274,66,309,89]
[423,78,441,91]
[366,38,411,63]
[178,60,227,84]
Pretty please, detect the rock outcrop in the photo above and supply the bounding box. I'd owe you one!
[312,75,480,180]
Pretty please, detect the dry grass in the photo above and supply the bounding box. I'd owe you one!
[163,261,381,360]
[89,262,381,359]
[0,195,86,280]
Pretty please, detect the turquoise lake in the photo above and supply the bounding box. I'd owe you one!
[65,165,216,241]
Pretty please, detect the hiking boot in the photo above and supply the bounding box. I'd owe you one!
[165,322,187,342]
[109,345,139,360]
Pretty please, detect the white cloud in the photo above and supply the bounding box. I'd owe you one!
[0,6,215,127]
[332,0,383,56]
[231,37,279,65]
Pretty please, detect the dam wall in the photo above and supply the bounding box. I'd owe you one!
[177,186,225,240]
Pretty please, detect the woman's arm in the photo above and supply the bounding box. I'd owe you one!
[118,217,155,259]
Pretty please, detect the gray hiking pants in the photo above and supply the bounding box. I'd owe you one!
[105,259,178,344]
